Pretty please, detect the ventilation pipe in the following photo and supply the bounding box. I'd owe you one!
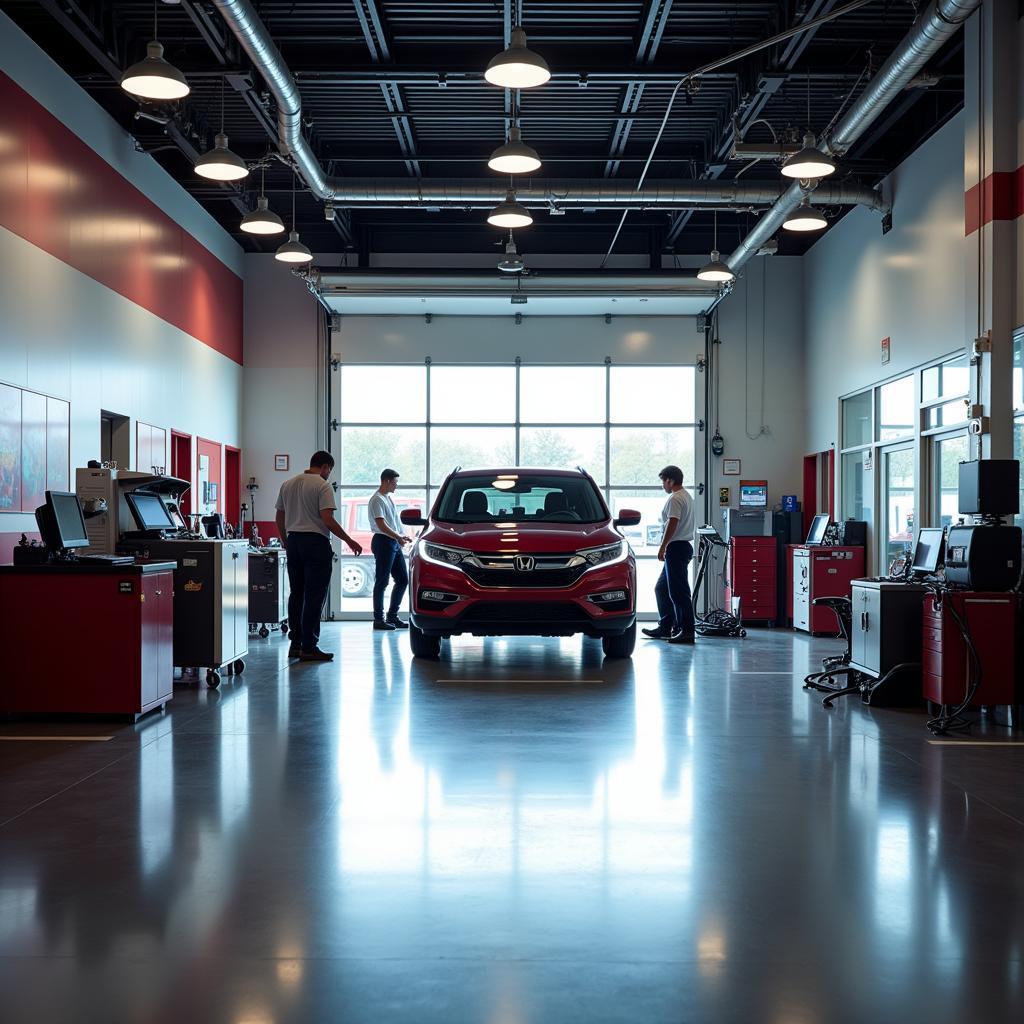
[724,0,980,274]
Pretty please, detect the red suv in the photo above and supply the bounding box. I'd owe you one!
[401,468,641,660]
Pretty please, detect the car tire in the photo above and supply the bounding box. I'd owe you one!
[601,621,636,659]
[409,622,442,660]
[341,560,371,597]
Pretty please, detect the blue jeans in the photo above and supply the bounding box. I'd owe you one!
[656,540,694,634]
[285,532,333,651]
[372,533,409,620]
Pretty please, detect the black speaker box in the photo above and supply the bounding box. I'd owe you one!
[837,520,867,547]
[958,460,1020,516]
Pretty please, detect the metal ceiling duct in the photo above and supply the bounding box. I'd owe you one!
[210,0,883,216]
[724,0,980,275]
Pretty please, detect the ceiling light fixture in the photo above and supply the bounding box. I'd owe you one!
[120,2,190,101]
[697,211,735,283]
[485,26,551,89]
[488,189,533,229]
[195,77,249,181]
[240,161,284,234]
[497,232,525,273]
[275,168,313,263]
[781,132,836,179]
[488,126,542,174]
[783,197,828,231]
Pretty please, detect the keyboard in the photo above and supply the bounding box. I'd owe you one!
[78,554,135,565]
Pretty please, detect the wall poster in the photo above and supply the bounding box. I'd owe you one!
[0,380,71,513]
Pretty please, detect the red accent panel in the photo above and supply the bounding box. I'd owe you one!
[827,449,835,519]
[964,166,1024,235]
[197,437,222,514]
[0,71,242,364]
[224,445,241,528]
[171,431,192,517]
[802,454,817,539]
[253,519,281,543]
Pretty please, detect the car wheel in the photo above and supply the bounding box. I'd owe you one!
[341,560,371,597]
[409,622,442,660]
[602,621,636,659]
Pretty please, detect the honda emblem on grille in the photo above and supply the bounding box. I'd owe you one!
[514,555,535,571]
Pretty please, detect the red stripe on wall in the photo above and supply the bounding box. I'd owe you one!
[0,70,242,364]
[964,166,1024,235]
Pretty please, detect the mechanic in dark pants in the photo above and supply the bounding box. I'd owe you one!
[369,468,411,630]
[642,464,696,644]
[275,450,362,661]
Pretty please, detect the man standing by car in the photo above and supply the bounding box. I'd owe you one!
[275,450,362,662]
[369,468,411,631]
[642,464,696,644]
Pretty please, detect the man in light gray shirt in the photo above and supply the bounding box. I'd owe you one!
[642,463,697,644]
[369,468,411,630]
[275,450,362,661]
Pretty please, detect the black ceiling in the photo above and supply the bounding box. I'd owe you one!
[6,1,964,265]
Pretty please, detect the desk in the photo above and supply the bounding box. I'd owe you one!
[0,562,175,720]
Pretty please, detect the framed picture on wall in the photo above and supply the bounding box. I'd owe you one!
[722,458,741,476]
[274,454,290,471]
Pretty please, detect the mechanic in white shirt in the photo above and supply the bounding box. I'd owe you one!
[642,464,696,644]
[368,468,411,630]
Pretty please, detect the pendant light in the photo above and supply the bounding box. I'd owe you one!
[275,169,313,264]
[485,26,550,89]
[783,197,827,232]
[488,189,533,228]
[781,132,836,179]
[120,2,190,101]
[697,212,735,283]
[497,233,525,273]
[488,126,542,174]
[195,77,249,181]
[240,164,285,235]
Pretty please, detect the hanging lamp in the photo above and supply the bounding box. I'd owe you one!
[196,77,249,181]
[240,164,285,234]
[120,2,190,101]
[488,126,542,174]
[781,132,836,179]
[783,197,827,232]
[488,189,533,228]
[497,233,525,273]
[485,26,551,89]
[697,212,735,283]
[275,169,313,263]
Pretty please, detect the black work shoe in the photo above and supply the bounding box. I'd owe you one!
[668,631,696,645]
[299,647,334,662]
[287,644,302,658]
[642,626,674,640]
[373,620,396,631]
[386,616,409,629]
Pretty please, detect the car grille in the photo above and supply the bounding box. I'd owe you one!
[461,552,588,589]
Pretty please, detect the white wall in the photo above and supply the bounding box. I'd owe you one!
[803,113,967,453]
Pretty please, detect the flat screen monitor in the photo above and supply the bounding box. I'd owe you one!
[739,480,768,508]
[911,527,944,574]
[127,492,175,531]
[39,491,90,549]
[805,514,830,546]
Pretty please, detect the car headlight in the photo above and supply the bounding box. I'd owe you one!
[423,542,473,567]
[578,541,624,566]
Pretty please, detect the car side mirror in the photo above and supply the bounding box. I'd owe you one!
[401,509,427,526]
[614,509,642,528]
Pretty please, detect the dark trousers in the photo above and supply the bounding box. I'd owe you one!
[285,532,333,651]
[656,540,695,635]
[372,533,409,620]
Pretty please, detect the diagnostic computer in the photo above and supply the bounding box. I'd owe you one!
[739,480,768,508]
[804,513,830,546]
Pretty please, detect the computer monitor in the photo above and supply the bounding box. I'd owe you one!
[911,527,944,574]
[739,480,768,508]
[126,492,176,531]
[35,491,90,550]
[805,514,830,546]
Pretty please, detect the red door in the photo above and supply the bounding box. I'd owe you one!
[171,431,192,517]
[224,445,241,531]
[196,438,222,515]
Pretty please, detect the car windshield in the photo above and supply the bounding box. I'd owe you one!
[435,473,607,524]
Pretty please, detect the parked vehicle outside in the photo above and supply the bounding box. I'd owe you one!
[336,494,419,597]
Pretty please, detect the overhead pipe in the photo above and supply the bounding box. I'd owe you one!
[210,0,884,217]
[725,0,980,274]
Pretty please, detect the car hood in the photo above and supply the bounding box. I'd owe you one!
[421,520,621,554]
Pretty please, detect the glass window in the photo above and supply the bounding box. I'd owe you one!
[434,472,606,524]
[429,427,516,483]
[925,399,968,429]
[1014,334,1022,412]
[882,447,915,571]
[842,391,872,449]
[1015,417,1023,531]
[877,376,915,441]
[922,354,969,403]
[519,427,606,481]
[609,428,695,486]
[609,489,673,555]
[430,366,515,423]
[610,366,695,423]
[932,434,968,529]
[340,426,426,485]
[840,450,872,527]
[341,366,426,422]
[519,366,606,423]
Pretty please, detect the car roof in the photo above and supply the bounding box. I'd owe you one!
[450,467,589,479]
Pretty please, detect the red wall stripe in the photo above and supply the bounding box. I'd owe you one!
[0,70,243,364]
[964,166,1024,235]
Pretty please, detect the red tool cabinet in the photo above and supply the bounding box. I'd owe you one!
[922,592,1019,708]
[725,536,777,624]
[790,545,865,634]
[0,562,175,720]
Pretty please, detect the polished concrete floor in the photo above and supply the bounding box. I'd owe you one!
[2,623,1024,1023]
